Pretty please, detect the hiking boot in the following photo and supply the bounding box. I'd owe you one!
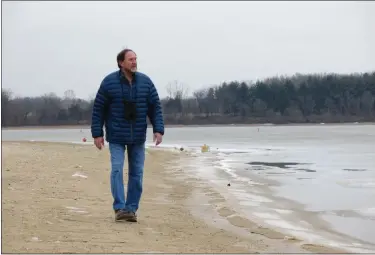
[114,209,129,221]
[126,211,137,222]
[114,209,137,222]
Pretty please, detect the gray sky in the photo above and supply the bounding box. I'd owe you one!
[2,1,375,99]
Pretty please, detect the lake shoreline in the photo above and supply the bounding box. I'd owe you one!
[182,149,375,253]
[2,125,374,253]
[2,141,350,254]
[2,121,374,130]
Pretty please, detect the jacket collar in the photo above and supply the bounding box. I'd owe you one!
[119,69,137,84]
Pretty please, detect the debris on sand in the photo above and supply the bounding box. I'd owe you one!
[72,172,87,178]
[201,144,210,153]
[31,237,40,242]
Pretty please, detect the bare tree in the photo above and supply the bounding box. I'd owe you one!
[62,89,76,109]
[165,80,189,100]
[64,90,76,100]
[1,89,13,126]
[164,80,190,117]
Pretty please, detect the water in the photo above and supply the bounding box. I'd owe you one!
[2,123,375,251]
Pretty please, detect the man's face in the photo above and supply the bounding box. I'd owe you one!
[120,51,137,73]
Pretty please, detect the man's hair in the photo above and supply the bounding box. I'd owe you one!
[117,48,135,68]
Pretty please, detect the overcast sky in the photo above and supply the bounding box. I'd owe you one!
[2,1,375,99]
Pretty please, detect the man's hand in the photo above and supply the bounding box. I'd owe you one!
[94,137,105,150]
[153,132,163,146]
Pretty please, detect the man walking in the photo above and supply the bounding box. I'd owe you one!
[91,49,164,222]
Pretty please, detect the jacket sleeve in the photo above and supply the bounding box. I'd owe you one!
[91,79,109,138]
[147,80,165,135]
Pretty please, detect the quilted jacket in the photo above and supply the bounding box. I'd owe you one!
[91,70,164,145]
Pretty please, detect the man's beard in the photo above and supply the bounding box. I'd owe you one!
[124,66,137,73]
[129,66,137,73]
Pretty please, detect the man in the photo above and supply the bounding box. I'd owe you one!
[91,48,164,222]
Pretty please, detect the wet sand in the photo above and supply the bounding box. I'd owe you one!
[1,141,349,253]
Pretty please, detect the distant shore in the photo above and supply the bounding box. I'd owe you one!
[2,141,349,253]
[2,121,374,131]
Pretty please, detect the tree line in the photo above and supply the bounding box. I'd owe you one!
[2,72,375,127]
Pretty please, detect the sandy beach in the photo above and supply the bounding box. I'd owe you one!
[1,141,349,253]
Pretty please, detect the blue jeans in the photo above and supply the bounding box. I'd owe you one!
[109,142,145,212]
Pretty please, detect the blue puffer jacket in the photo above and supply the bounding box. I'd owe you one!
[91,70,164,145]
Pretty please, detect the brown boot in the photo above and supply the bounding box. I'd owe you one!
[126,211,137,222]
[114,209,129,221]
[114,209,137,222]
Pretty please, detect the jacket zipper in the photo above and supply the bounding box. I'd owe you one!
[130,81,133,142]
